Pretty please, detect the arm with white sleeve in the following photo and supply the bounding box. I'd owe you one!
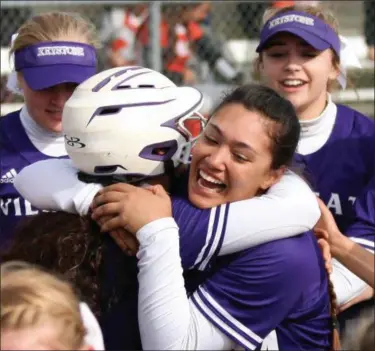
[14,159,103,216]
[135,218,235,350]
[14,159,320,253]
[136,217,313,350]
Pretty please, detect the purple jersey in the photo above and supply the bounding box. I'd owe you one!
[346,178,374,252]
[0,110,67,247]
[100,194,228,350]
[173,195,228,270]
[190,231,331,350]
[295,105,374,232]
[102,175,332,350]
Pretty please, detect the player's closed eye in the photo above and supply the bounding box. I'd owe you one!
[204,134,218,145]
[266,51,286,58]
[232,152,249,163]
[302,51,319,58]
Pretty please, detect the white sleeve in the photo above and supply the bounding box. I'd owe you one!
[14,159,102,216]
[136,218,235,350]
[219,170,320,255]
[79,302,105,350]
[331,255,372,306]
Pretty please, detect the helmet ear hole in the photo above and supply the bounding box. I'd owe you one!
[152,147,170,156]
[94,165,118,174]
[93,165,128,174]
[98,107,121,115]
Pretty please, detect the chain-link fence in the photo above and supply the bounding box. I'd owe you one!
[1,1,373,116]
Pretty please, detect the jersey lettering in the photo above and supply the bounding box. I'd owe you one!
[1,198,40,216]
[1,199,12,215]
[315,192,356,215]
[13,197,21,216]
[261,330,279,350]
[348,196,356,205]
[327,193,343,215]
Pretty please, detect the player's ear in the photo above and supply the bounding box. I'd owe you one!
[260,166,286,191]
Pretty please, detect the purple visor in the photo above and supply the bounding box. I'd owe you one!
[15,41,97,90]
[256,11,340,57]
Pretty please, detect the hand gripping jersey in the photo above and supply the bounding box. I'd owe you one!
[0,110,67,247]
[294,104,375,232]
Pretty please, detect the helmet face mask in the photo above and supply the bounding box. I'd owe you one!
[62,67,206,183]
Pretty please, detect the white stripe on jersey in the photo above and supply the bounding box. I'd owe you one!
[192,206,217,269]
[350,237,375,251]
[192,290,257,351]
[199,204,228,271]
[192,204,228,271]
[195,286,263,345]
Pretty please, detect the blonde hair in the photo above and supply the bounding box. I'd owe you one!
[10,11,101,55]
[253,4,343,91]
[1,261,87,350]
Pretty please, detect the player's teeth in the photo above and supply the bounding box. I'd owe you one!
[283,80,304,86]
[199,170,224,185]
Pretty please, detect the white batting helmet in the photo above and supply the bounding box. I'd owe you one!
[62,66,205,182]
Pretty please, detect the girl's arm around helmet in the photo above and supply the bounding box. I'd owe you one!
[91,185,330,350]
[14,159,103,215]
[14,158,321,254]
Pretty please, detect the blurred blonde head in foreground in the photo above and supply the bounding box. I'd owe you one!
[0,260,93,350]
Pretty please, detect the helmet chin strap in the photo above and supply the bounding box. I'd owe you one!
[77,172,153,187]
[77,163,176,188]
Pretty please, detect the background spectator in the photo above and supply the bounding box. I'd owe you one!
[100,3,148,68]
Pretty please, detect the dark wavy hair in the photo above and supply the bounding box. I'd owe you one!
[0,212,104,317]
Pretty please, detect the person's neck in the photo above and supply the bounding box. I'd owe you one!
[20,106,66,157]
[297,93,329,121]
